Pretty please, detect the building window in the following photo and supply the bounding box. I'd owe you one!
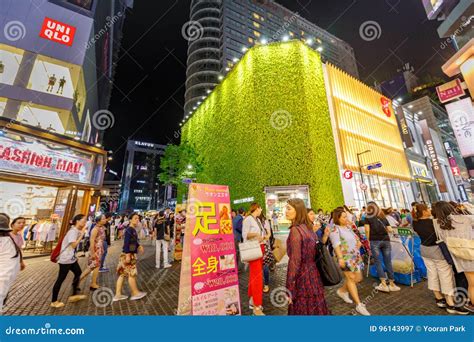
[248,37,254,44]
[253,21,260,28]
[253,13,260,20]
[289,32,294,37]
[253,30,261,37]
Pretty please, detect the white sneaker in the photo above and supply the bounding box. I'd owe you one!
[113,295,128,302]
[164,264,172,269]
[375,283,390,293]
[155,265,161,269]
[356,303,371,316]
[337,288,353,304]
[389,284,401,292]
[130,292,147,301]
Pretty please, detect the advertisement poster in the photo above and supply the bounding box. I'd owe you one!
[445,98,474,158]
[178,183,241,316]
[174,204,186,261]
[436,78,465,103]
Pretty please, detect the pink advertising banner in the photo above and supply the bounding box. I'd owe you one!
[186,183,241,315]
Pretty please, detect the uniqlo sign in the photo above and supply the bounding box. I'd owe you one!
[39,17,76,46]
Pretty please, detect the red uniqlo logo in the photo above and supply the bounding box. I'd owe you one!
[39,17,76,46]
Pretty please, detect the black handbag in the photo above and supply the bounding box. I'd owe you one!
[315,241,343,286]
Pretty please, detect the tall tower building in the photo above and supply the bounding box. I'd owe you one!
[185,0,359,116]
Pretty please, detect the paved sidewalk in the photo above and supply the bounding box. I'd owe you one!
[3,240,445,316]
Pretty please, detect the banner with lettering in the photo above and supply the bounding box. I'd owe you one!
[0,131,95,184]
[173,204,186,261]
[178,183,241,316]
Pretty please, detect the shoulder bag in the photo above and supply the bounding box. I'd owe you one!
[306,225,342,286]
[238,217,264,263]
[433,220,455,265]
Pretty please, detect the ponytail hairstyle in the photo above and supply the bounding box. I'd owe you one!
[71,214,86,226]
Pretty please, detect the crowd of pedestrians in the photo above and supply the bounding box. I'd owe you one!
[0,199,472,316]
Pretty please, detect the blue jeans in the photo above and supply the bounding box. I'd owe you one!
[100,241,108,269]
[370,240,394,280]
[263,265,270,286]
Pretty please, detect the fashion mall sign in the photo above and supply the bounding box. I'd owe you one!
[0,133,94,184]
[39,17,76,46]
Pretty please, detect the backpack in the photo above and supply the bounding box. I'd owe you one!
[50,236,65,263]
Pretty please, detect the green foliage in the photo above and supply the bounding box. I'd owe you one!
[180,41,344,211]
[159,144,203,189]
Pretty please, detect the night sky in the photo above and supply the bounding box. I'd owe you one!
[105,0,456,175]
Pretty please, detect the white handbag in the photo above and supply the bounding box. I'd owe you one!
[446,236,474,261]
[239,240,262,263]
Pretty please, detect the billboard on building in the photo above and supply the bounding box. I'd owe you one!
[395,107,414,148]
[419,119,448,193]
[324,64,411,181]
[445,98,474,158]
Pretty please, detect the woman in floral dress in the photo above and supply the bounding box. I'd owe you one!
[285,199,330,315]
[80,214,106,290]
[329,207,370,315]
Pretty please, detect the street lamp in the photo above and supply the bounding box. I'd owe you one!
[356,150,371,205]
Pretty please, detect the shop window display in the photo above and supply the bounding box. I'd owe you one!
[28,56,81,99]
[17,102,71,134]
[0,45,24,85]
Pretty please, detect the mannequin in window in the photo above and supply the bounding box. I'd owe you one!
[47,74,57,92]
[57,76,66,94]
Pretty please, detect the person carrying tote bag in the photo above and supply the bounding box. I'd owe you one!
[241,203,267,316]
[432,201,474,313]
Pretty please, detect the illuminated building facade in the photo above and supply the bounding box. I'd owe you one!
[0,0,131,239]
[185,0,359,117]
[119,140,170,212]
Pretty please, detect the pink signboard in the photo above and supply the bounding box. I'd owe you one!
[436,79,465,104]
[187,183,240,315]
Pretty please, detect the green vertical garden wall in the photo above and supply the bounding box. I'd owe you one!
[180,41,343,210]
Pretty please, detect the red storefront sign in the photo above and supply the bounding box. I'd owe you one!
[381,97,392,117]
[436,79,465,104]
[39,17,76,46]
[343,169,353,179]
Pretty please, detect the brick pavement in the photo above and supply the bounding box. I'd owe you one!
[3,240,446,316]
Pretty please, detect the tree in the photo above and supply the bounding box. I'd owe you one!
[158,143,203,187]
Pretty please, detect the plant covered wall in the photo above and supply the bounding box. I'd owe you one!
[180,41,343,211]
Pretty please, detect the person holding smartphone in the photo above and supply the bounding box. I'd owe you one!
[330,207,369,316]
